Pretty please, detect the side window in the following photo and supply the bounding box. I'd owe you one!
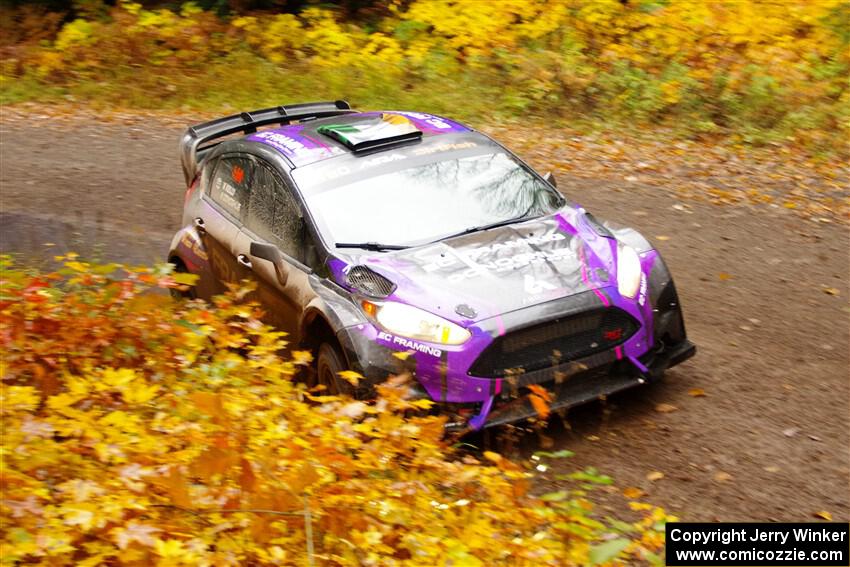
[246,163,305,263]
[208,156,252,220]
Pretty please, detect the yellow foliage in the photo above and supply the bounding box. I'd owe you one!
[7,0,845,150]
[0,257,666,565]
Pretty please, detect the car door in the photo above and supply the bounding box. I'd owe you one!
[196,155,254,294]
[232,158,318,343]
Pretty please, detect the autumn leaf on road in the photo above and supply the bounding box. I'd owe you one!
[623,487,645,499]
[713,471,733,482]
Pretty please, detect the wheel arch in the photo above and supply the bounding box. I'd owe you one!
[300,307,348,367]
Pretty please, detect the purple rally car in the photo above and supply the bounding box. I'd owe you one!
[169,100,695,431]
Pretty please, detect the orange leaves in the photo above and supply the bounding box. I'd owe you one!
[289,463,321,494]
[239,458,257,492]
[164,468,191,508]
[189,391,226,421]
[191,447,239,480]
[527,383,552,420]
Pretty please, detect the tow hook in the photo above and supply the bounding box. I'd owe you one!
[467,395,495,431]
[628,355,651,384]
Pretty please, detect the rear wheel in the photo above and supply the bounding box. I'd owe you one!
[316,342,352,396]
[169,259,197,299]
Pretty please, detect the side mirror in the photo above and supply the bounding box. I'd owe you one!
[250,241,289,286]
[543,171,558,188]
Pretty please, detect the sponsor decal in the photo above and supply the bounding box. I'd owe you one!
[179,232,208,261]
[412,141,478,156]
[421,232,568,276]
[394,111,455,130]
[521,274,567,305]
[376,331,442,357]
[430,248,575,283]
[357,152,407,169]
[637,273,648,306]
[209,244,238,283]
[604,328,624,341]
[252,131,310,156]
[466,232,566,259]
[211,177,242,213]
[523,274,557,294]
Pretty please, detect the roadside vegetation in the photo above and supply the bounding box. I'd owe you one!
[0,256,672,565]
[1,0,847,156]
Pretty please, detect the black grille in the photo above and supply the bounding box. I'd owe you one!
[346,266,396,297]
[469,308,638,378]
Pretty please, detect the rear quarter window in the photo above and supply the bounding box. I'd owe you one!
[209,157,252,219]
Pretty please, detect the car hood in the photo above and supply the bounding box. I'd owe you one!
[350,208,620,323]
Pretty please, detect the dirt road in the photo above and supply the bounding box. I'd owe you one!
[1,108,848,522]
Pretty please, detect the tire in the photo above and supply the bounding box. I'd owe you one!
[316,342,352,396]
[170,260,197,300]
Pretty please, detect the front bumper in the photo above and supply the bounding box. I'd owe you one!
[478,337,695,429]
[336,276,693,430]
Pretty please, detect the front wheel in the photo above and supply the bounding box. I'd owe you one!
[316,342,353,396]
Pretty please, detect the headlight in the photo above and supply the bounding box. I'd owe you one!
[362,300,471,345]
[617,244,643,299]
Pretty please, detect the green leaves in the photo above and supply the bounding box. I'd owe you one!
[533,449,575,459]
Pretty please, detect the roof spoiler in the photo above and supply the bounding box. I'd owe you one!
[179,100,355,185]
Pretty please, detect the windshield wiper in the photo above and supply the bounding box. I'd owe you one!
[335,242,410,252]
[431,208,539,244]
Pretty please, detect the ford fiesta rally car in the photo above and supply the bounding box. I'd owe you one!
[169,100,695,430]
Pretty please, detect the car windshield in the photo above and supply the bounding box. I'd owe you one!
[299,151,563,248]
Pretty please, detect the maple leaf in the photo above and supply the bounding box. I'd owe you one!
[337,370,363,386]
[113,521,161,549]
[154,538,188,558]
[20,416,54,439]
[2,496,44,518]
[62,506,97,530]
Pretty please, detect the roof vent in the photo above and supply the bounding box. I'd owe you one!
[318,113,422,152]
[346,266,397,297]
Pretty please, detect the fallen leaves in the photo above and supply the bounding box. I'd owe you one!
[688,388,707,397]
[713,471,733,483]
[646,471,665,482]
[588,538,631,566]
[654,403,678,413]
[623,487,644,499]
[814,511,833,521]
[483,451,502,464]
